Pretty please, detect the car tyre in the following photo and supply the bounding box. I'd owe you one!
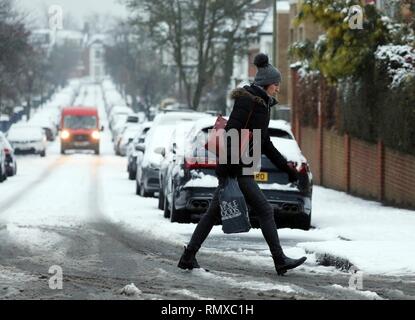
[139,182,152,198]
[170,184,187,223]
[40,150,46,157]
[163,193,171,218]
[135,181,141,196]
[0,168,6,183]
[298,214,312,231]
[128,169,136,181]
[158,187,165,210]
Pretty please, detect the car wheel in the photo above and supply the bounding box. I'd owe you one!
[0,168,5,183]
[163,193,170,219]
[170,184,187,223]
[297,213,312,231]
[135,181,141,196]
[61,147,66,155]
[140,182,151,198]
[40,150,46,157]
[128,169,136,181]
[94,147,100,155]
[158,188,164,210]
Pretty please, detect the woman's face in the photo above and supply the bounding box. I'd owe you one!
[266,83,280,97]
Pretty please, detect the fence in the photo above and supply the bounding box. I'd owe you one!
[291,68,415,209]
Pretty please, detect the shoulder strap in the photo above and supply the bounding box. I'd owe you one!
[244,105,254,129]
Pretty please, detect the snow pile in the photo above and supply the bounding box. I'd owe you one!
[375,45,415,88]
[185,172,218,188]
[120,283,142,297]
[298,186,415,275]
[330,284,384,300]
[257,182,299,192]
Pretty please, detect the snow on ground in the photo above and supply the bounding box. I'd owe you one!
[2,79,414,280]
[298,187,415,276]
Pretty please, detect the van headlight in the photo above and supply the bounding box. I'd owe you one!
[61,130,70,140]
[91,131,100,140]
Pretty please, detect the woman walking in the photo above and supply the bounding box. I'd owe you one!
[178,53,307,276]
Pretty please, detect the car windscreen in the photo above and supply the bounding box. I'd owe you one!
[64,116,97,129]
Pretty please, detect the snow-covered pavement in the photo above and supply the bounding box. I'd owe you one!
[0,80,414,300]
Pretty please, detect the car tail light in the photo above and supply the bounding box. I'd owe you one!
[4,148,10,155]
[184,157,217,170]
[299,163,309,174]
[288,161,309,174]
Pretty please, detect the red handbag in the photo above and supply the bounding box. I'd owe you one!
[205,107,254,158]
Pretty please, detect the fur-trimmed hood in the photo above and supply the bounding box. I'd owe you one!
[230,85,278,108]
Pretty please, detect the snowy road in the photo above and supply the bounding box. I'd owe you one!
[0,83,414,300]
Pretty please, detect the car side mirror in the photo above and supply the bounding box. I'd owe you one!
[136,144,145,152]
[154,147,166,157]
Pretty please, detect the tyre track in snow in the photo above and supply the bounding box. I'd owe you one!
[88,155,415,300]
[0,156,70,216]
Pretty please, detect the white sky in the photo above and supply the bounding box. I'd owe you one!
[16,0,129,28]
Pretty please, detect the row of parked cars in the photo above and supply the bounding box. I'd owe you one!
[0,122,52,184]
[116,108,314,231]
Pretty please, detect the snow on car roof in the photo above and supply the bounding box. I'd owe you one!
[269,119,293,134]
[152,112,208,126]
[188,116,218,132]
[7,125,44,140]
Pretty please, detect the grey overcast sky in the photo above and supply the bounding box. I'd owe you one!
[17,0,129,27]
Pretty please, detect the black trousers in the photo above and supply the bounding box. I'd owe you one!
[188,175,284,257]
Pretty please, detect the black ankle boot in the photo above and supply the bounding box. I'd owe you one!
[272,253,307,276]
[178,246,200,270]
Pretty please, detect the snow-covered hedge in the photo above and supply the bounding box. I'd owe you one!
[375,45,415,88]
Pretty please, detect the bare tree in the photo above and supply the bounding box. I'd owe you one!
[125,0,253,110]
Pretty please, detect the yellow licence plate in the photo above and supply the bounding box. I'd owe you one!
[254,172,269,182]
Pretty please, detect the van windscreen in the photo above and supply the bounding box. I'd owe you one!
[64,116,97,129]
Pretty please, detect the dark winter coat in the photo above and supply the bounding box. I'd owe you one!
[215,84,297,181]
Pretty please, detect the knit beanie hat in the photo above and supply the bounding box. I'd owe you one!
[253,53,282,86]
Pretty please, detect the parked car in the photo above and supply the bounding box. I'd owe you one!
[7,124,47,157]
[158,117,216,211]
[0,132,17,176]
[108,106,133,131]
[115,125,141,157]
[60,107,102,155]
[163,119,313,230]
[136,124,177,197]
[127,122,152,180]
[136,112,209,197]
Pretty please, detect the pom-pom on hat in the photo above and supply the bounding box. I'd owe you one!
[253,53,282,86]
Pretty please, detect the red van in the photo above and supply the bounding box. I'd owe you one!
[60,107,102,155]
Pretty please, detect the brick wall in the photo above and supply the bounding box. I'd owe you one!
[384,148,415,208]
[299,126,320,185]
[349,138,379,199]
[298,126,415,209]
[322,129,346,192]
